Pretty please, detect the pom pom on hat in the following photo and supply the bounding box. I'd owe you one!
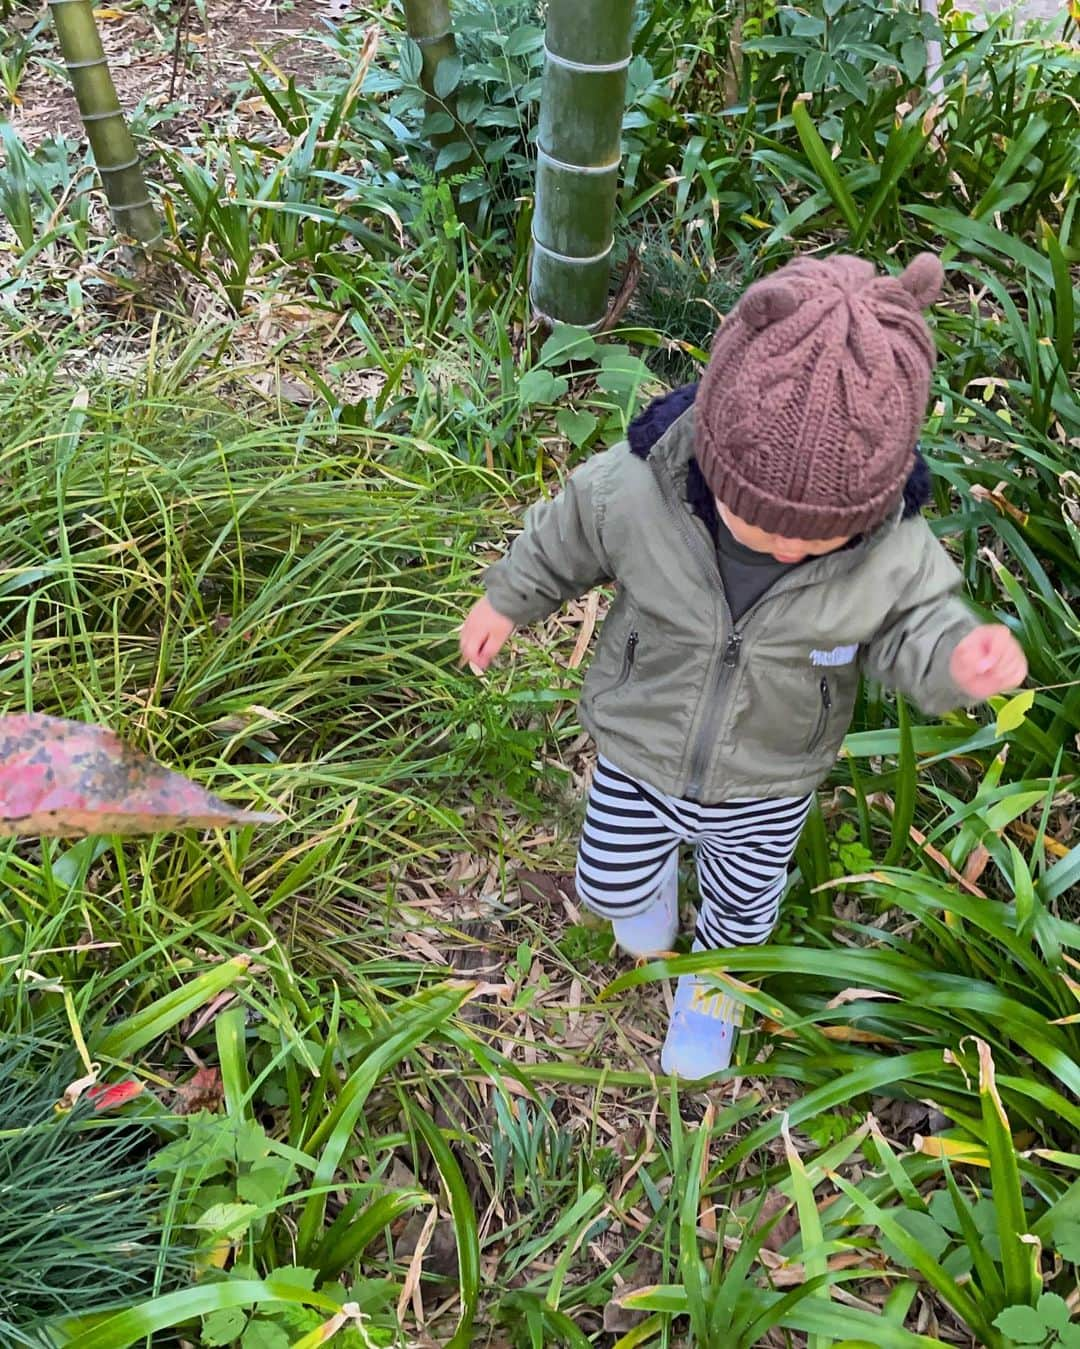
[740,279,799,331]
[900,252,944,307]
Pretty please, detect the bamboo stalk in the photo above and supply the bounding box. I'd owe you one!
[921,0,944,96]
[48,0,162,247]
[530,0,635,329]
[402,0,456,107]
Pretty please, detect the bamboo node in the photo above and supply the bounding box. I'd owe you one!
[544,45,632,74]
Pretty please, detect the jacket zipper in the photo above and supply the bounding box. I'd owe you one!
[807,676,832,753]
[686,632,741,798]
[611,629,638,692]
[648,458,740,801]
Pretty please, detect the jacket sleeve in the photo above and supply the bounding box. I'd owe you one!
[482,449,616,626]
[862,521,979,715]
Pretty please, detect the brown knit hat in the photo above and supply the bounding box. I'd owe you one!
[696,252,944,539]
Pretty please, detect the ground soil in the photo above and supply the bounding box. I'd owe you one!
[10,0,360,149]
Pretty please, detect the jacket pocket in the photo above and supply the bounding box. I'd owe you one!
[610,628,639,693]
[807,676,833,753]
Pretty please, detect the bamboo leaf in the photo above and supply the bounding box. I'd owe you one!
[94,957,250,1062]
[883,695,916,866]
[996,689,1035,735]
[976,1039,1039,1308]
[296,982,471,1258]
[216,1005,251,1120]
[781,1114,830,1349]
[791,100,860,235]
[408,1106,480,1349]
[62,1279,343,1348]
[1042,220,1076,378]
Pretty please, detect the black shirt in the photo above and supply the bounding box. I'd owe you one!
[686,458,800,622]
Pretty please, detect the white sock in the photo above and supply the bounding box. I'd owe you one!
[610,852,679,957]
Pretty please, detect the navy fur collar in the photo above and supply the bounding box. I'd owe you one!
[627,382,931,521]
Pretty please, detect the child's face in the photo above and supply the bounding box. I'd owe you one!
[717,501,853,565]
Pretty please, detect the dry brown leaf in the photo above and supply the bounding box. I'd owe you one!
[396,1204,438,1326]
[762,1019,897,1045]
[568,591,600,669]
[174,1065,225,1115]
[962,843,991,886]
[403,931,450,965]
[826,987,900,1009]
[1009,818,1070,859]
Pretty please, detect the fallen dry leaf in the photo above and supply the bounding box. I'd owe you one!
[175,1065,225,1115]
[0,713,279,836]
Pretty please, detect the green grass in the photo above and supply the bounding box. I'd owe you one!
[1,0,1079,1342]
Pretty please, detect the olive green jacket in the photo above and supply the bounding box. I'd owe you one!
[484,410,977,802]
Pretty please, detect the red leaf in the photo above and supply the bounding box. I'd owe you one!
[87,1079,145,1111]
[175,1065,225,1115]
[0,714,280,837]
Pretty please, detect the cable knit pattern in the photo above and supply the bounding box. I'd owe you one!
[695,252,943,539]
[627,383,932,521]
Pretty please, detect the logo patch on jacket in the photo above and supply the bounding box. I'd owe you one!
[810,644,859,668]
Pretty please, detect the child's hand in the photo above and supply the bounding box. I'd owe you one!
[460,597,516,673]
[949,624,1028,700]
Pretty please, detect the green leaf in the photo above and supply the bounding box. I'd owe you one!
[996,689,1035,735]
[1037,1292,1072,1334]
[63,1279,343,1349]
[1059,1325,1080,1349]
[433,55,463,101]
[409,1108,479,1349]
[992,1305,1048,1343]
[1052,1219,1080,1263]
[202,1308,248,1346]
[241,1320,290,1349]
[781,1115,830,1349]
[296,983,470,1260]
[519,368,569,406]
[883,694,916,865]
[235,1119,275,1166]
[978,1040,1039,1308]
[197,1202,259,1237]
[900,37,925,80]
[434,141,472,174]
[880,1210,952,1268]
[504,23,543,56]
[555,409,597,448]
[596,348,652,408]
[399,38,423,84]
[791,100,860,236]
[269,1266,318,1292]
[927,1189,961,1234]
[538,323,597,366]
[94,957,251,1062]
[421,110,456,137]
[148,1114,236,1177]
[237,1166,288,1207]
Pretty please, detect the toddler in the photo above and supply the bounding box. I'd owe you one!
[460,253,1027,1080]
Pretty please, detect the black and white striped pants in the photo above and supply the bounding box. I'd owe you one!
[575,757,813,948]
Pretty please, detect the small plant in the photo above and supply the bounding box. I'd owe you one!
[993,1297,1080,1349]
[0,15,46,106]
[0,1038,169,1341]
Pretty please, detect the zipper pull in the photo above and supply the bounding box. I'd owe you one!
[820,676,832,710]
[626,631,639,665]
[723,633,742,667]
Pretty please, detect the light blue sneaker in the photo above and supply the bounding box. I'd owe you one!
[611,852,679,958]
[660,950,743,1079]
